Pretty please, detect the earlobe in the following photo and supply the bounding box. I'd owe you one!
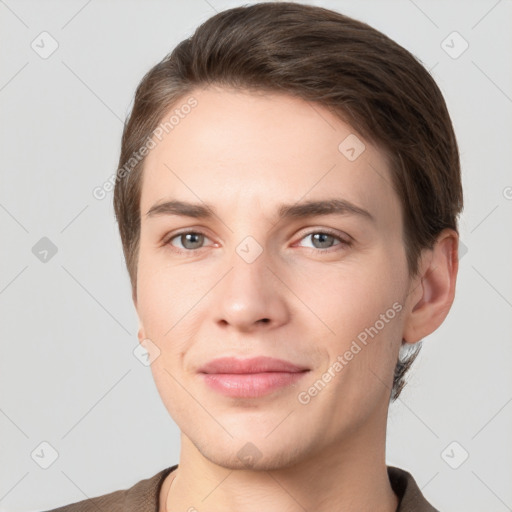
[132,288,145,344]
[403,229,459,344]
[137,324,146,344]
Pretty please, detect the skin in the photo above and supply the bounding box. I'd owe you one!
[133,86,459,512]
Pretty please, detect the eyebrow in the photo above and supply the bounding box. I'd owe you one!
[146,198,374,223]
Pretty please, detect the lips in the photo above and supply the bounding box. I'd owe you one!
[198,357,310,398]
[198,356,309,374]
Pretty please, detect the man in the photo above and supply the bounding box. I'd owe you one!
[46,2,462,511]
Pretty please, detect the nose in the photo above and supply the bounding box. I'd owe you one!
[213,248,290,333]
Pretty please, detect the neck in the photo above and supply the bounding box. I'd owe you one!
[161,414,398,512]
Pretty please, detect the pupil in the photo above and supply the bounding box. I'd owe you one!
[183,233,203,249]
[313,233,332,248]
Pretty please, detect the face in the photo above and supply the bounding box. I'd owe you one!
[135,86,412,470]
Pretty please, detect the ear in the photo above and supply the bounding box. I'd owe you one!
[132,285,137,309]
[137,318,146,345]
[132,287,146,345]
[402,228,459,344]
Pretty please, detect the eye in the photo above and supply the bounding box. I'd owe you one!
[296,230,351,251]
[166,231,213,251]
[163,229,351,254]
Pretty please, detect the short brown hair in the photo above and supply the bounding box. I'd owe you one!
[113,2,463,400]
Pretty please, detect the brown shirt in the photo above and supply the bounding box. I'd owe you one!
[43,464,439,512]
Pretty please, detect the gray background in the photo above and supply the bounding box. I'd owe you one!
[1,0,511,510]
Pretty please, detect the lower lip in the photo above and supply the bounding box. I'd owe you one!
[201,371,309,398]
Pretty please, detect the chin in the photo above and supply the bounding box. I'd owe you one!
[188,427,314,472]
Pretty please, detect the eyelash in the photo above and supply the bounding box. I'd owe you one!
[163,229,352,255]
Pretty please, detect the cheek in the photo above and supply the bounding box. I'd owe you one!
[303,249,407,399]
[299,254,406,338]
[137,246,192,329]
[136,247,214,365]
[136,268,169,338]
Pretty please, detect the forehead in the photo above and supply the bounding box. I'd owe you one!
[140,86,401,229]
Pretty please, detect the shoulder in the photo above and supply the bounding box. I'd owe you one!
[387,465,440,512]
[41,465,177,512]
